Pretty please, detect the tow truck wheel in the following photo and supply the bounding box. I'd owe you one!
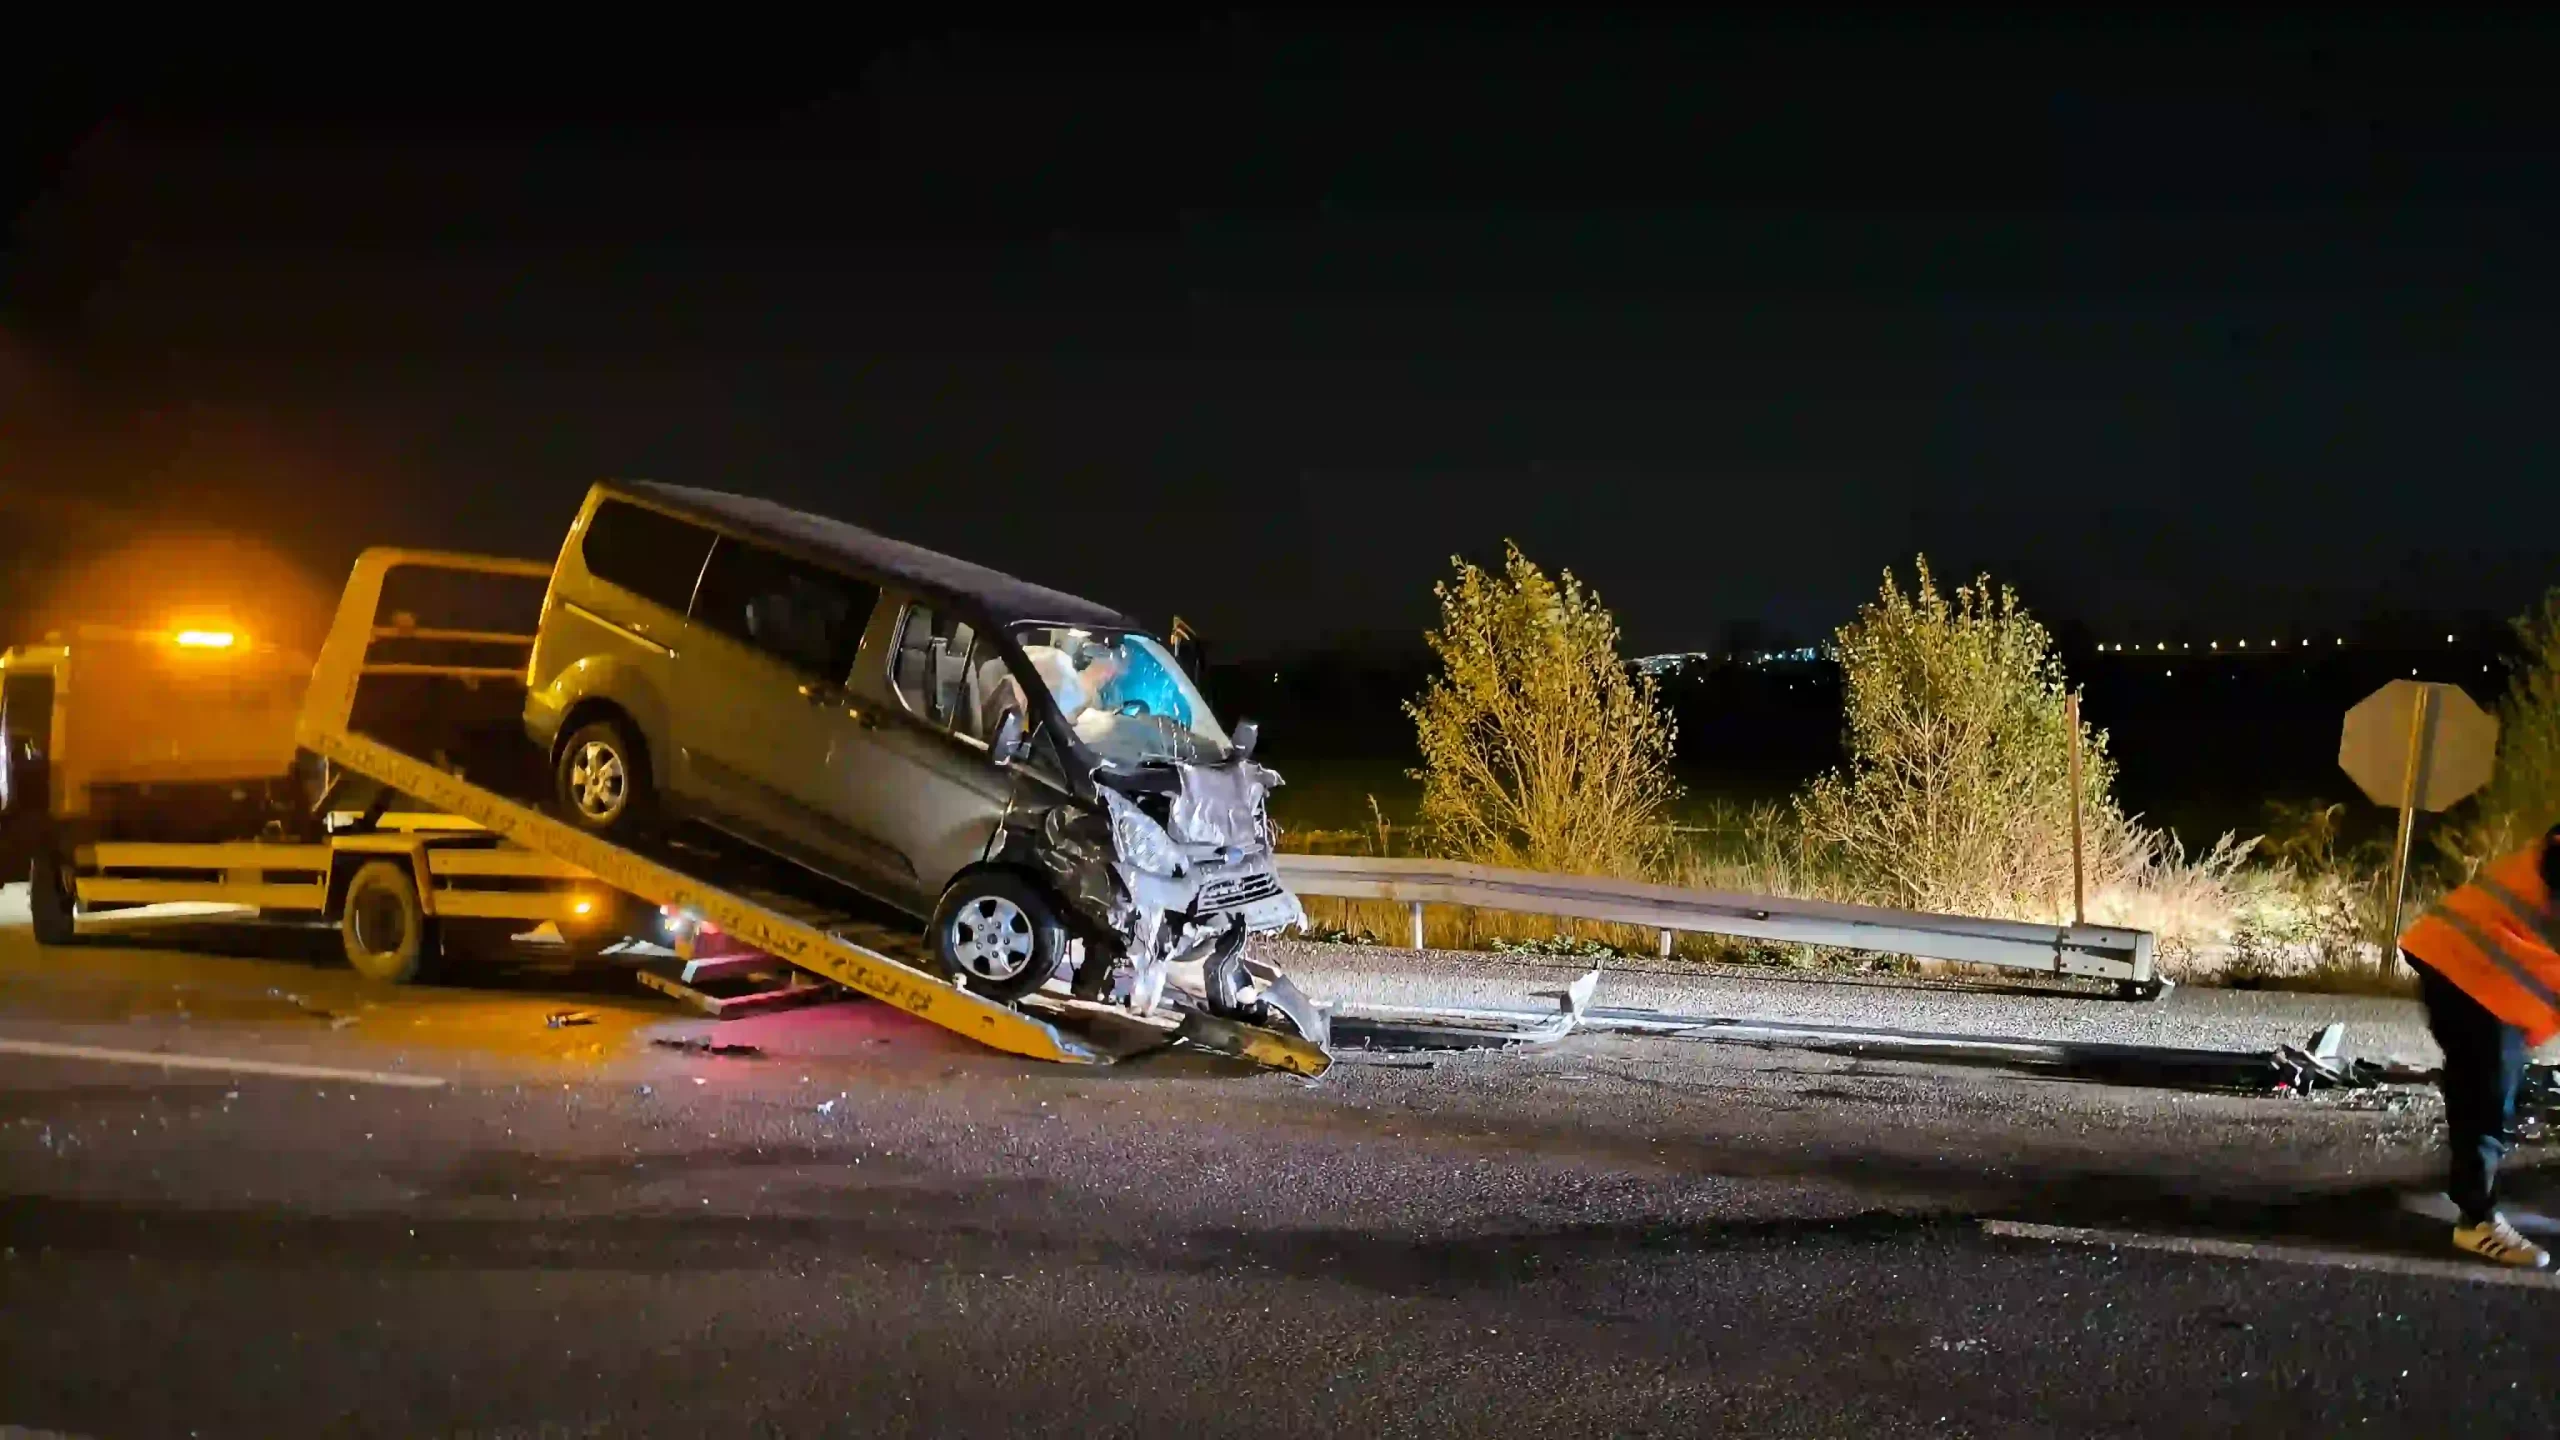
[929,871,1066,1004]
[340,860,438,985]
[27,849,78,947]
[556,718,654,841]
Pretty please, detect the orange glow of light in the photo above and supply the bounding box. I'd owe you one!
[32,531,331,657]
[571,898,595,916]
[173,630,237,649]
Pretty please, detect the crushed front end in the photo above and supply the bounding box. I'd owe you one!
[1020,756,1327,1051]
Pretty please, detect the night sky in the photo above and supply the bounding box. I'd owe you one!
[5,16,2558,659]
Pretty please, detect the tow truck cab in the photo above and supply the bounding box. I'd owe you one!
[3,626,322,911]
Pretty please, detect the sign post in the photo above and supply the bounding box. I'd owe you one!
[2066,691,2086,927]
[2339,679,2500,963]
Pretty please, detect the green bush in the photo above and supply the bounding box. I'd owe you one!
[1797,559,2136,919]
[1407,542,1679,878]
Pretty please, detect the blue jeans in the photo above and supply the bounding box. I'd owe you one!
[2408,953,2530,1224]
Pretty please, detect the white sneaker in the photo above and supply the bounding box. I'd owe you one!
[2452,1215,2553,1270]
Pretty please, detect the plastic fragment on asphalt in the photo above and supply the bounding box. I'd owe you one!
[651,1037,761,1057]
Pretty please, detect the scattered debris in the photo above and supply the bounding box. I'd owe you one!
[650,1037,763,1058]
[2373,1055,2440,1084]
[269,987,361,1027]
[2518,1064,2560,1138]
[546,1010,597,1029]
[816,1097,839,1115]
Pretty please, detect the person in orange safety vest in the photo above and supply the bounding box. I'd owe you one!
[2398,823,2560,1269]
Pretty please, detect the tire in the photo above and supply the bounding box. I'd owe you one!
[929,871,1068,1004]
[28,849,77,947]
[554,717,655,841]
[340,860,438,985]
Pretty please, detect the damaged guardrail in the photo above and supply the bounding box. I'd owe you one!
[1274,854,2159,991]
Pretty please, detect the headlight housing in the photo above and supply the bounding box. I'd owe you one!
[1099,787,1186,879]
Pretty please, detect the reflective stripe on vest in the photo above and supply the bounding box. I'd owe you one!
[2472,873,2560,959]
[2428,903,2560,1016]
[2403,845,2560,1044]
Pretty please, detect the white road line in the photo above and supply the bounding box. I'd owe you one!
[1983,1219,2560,1291]
[0,1038,447,1089]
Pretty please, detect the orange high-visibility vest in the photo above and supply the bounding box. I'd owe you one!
[2402,844,2560,1046]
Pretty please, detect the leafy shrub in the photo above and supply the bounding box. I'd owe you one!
[1407,542,1679,878]
[1796,559,2139,920]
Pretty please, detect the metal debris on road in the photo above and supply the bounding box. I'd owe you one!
[650,1037,763,1058]
[1329,965,1601,1053]
[547,1010,597,1029]
[270,987,361,1027]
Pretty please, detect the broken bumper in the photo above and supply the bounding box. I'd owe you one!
[1124,854,1307,936]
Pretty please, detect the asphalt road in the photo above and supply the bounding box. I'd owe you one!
[2,897,2555,1437]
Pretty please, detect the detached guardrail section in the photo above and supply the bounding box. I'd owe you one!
[1273,854,2158,989]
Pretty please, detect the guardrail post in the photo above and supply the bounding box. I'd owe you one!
[1658,928,1674,960]
[1408,901,1426,951]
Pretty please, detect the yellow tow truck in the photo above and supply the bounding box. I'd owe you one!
[0,621,643,979]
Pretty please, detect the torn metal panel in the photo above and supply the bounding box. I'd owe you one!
[1249,964,1333,1053]
[1170,1008,1333,1078]
[1029,806,1124,935]
[1168,760,1281,850]
[1329,965,1599,1052]
[1125,907,1170,1017]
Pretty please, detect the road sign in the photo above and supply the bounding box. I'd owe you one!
[2339,679,2500,952]
[2340,680,2499,813]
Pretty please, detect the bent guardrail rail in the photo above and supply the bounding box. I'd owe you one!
[1272,853,2156,987]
